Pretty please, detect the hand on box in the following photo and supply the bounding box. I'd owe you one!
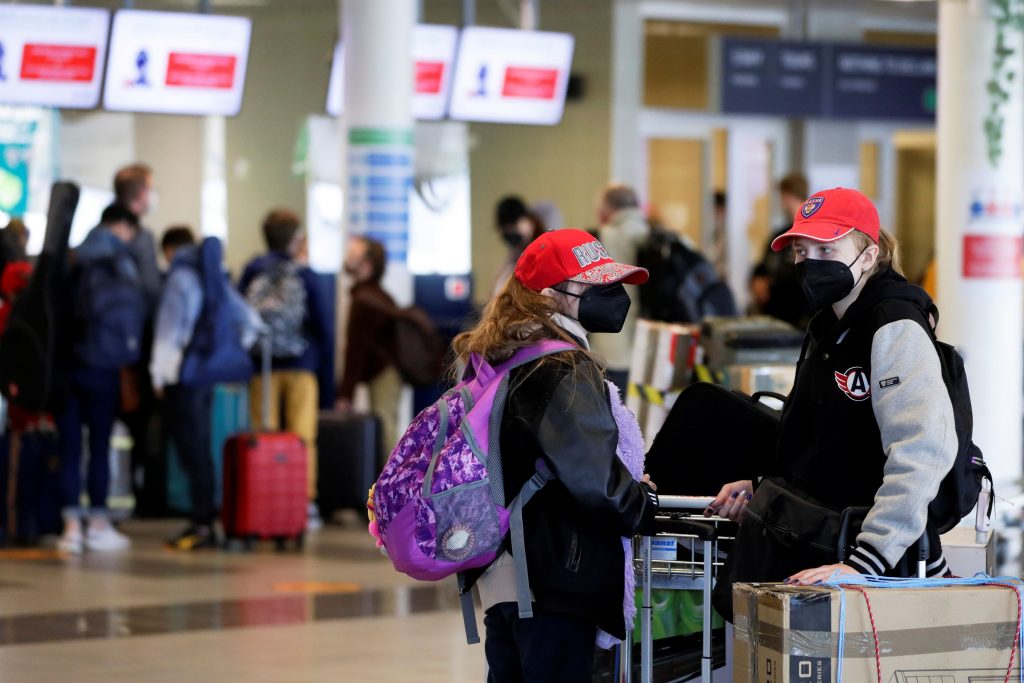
[705,480,753,521]
[785,563,859,586]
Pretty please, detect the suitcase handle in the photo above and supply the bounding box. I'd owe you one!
[752,391,787,405]
[260,333,272,432]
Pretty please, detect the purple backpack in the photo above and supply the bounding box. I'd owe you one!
[371,339,576,642]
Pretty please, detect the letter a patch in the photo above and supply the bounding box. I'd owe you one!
[834,367,871,401]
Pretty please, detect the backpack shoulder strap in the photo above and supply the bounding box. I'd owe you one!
[507,460,555,619]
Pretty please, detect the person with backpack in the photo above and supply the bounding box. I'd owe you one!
[593,184,650,394]
[453,228,660,682]
[335,236,402,462]
[239,209,331,529]
[635,221,737,324]
[151,228,262,550]
[708,188,961,597]
[56,204,147,554]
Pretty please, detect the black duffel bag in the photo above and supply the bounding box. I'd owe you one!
[711,477,847,622]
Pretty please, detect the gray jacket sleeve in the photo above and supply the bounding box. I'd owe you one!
[847,319,958,574]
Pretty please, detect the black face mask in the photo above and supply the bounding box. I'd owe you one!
[555,283,631,333]
[795,247,868,312]
[500,229,525,248]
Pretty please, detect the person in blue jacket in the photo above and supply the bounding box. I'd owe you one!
[151,228,262,550]
[238,209,332,529]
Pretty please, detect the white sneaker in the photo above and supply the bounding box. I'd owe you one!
[85,524,131,552]
[307,502,323,532]
[57,529,83,555]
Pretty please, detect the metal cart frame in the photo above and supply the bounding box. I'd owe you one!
[619,496,736,683]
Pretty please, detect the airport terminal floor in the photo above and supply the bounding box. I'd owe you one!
[0,518,485,682]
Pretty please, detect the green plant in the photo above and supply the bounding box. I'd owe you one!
[986,0,1024,167]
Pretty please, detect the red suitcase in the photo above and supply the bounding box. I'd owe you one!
[221,337,307,549]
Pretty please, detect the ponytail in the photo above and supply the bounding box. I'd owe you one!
[853,229,903,277]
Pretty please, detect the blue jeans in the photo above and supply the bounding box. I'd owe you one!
[57,367,121,516]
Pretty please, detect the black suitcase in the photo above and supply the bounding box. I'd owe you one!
[316,412,380,521]
[645,382,782,496]
[0,426,62,546]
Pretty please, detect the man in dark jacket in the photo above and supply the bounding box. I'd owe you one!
[751,172,813,328]
[335,236,400,466]
[239,209,332,528]
[112,164,164,517]
[57,205,143,554]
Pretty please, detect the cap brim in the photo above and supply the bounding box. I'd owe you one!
[771,224,855,252]
[570,261,650,286]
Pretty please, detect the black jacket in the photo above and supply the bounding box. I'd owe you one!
[473,351,657,639]
[775,267,954,574]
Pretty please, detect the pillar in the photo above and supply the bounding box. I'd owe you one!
[936,0,1024,490]
[341,0,416,305]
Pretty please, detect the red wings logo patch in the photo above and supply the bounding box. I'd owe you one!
[835,367,871,401]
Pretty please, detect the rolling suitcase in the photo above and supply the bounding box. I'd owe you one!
[221,338,307,550]
[316,412,380,521]
[0,417,62,546]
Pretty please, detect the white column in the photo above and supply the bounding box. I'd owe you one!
[341,0,416,306]
[936,0,1024,490]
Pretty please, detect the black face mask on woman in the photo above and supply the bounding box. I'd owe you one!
[795,246,868,311]
[554,283,631,333]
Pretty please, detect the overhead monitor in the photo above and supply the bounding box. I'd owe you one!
[103,10,252,116]
[0,5,110,109]
[448,27,574,126]
[326,24,459,121]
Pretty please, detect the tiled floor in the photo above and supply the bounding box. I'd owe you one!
[0,519,486,682]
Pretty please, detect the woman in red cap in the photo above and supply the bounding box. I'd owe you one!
[456,228,659,682]
[709,188,958,599]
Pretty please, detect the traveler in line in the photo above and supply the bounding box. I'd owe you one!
[113,164,164,517]
[57,205,147,553]
[336,236,401,466]
[151,227,262,550]
[593,183,649,394]
[491,195,545,297]
[750,172,813,328]
[239,209,331,530]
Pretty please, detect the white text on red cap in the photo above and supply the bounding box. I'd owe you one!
[572,241,611,269]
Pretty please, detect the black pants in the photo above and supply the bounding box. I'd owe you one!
[164,385,214,526]
[484,603,597,683]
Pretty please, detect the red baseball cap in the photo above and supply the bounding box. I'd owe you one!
[515,228,649,291]
[771,187,880,252]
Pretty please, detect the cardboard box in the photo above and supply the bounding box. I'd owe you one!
[722,364,796,396]
[734,582,1021,683]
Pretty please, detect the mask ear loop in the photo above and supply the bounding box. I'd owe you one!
[550,287,584,325]
[848,245,871,288]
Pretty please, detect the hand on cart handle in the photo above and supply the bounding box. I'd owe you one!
[705,480,754,521]
[785,562,859,586]
[641,474,657,492]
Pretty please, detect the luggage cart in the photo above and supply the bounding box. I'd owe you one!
[619,495,736,683]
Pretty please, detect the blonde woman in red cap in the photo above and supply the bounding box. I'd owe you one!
[709,188,957,606]
[456,228,659,682]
